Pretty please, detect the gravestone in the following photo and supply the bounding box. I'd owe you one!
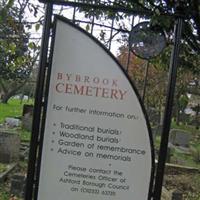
[22,104,33,131]
[172,190,183,200]
[0,131,20,163]
[189,117,200,129]
[179,113,190,124]
[22,104,33,116]
[10,174,26,198]
[5,118,20,128]
[169,129,191,147]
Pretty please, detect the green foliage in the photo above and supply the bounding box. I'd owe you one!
[0,98,32,142]
[171,149,200,169]
[155,121,200,170]
[0,163,8,173]
[178,94,189,112]
[171,121,199,133]
[0,0,40,103]
[191,145,200,163]
[35,23,40,32]
[85,23,90,32]
[0,186,9,200]
[20,128,31,142]
[76,0,200,74]
[0,181,23,200]
[0,1,32,81]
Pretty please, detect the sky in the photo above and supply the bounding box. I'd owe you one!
[25,0,142,56]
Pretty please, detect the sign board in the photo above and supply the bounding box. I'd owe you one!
[37,16,154,200]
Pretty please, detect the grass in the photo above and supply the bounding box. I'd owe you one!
[153,120,200,169]
[0,98,33,142]
[20,128,31,142]
[171,149,200,169]
[0,98,31,199]
[0,183,23,200]
[0,99,200,199]
[171,120,200,135]
[0,98,34,123]
[164,144,200,169]
[0,186,9,200]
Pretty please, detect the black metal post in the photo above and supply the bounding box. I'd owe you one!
[142,61,149,102]
[153,14,183,200]
[91,14,95,35]
[25,3,53,200]
[126,16,134,73]
[39,0,153,16]
[108,18,115,50]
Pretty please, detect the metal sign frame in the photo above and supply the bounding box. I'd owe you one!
[38,0,153,16]
[25,1,184,200]
[38,15,155,199]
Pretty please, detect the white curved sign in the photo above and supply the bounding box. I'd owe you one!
[37,16,154,200]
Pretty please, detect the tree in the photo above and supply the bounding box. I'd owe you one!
[0,0,40,103]
[117,40,200,126]
[151,42,200,124]
[118,46,168,125]
[75,0,200,55]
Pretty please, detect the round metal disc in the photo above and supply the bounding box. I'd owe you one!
[129,22,166,60]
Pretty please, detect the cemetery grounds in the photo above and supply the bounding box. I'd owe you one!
[0,99,200,199]
[0,99,31,200]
